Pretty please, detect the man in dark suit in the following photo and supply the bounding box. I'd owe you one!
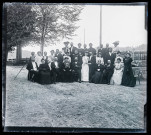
[71,57,82,83]
[98,44,105,58]
[77,43,84,56]
[105,47,116,65]
[83,44,89,56]
[102,60,114,85]
[88,51,96,82]
[55,49,63,69]
[70,42,77,63]
[62,41,70,55]
[104,43,110,61]
[43,51,49,64]
[70,42,77,55]
[26,56,39,82]
[88,43,96,56]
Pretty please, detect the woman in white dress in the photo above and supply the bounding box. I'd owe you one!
[81,51,89,82]
[96,52,104,65]
[110,58,124,85]
[114,51,123,63]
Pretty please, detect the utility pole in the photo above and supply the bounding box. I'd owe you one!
[100,5,102,45]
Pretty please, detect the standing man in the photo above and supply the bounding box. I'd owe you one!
[62,41,70,55]
[77,43,84,56]
[55,49,63,69]
[83,44,89,56]
[98,44,105,60]
[43,51,48,64]
[70,42,77,63]
[70,42,77,56]
[105,47,116,65]
[88,43,96,56]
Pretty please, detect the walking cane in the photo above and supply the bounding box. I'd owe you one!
[14,58,28,80]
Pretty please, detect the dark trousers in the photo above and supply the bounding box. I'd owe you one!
[72,68,81,82]
[28,70,39,82]
[51,69,57,83]
[103,70,113,84]
[62,70,72,82]
[89,65,96,81]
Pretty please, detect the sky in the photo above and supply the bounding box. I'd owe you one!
[22,4,147,53]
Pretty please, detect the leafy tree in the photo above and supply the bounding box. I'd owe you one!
[5,3,36,62]
[32,4,83,55]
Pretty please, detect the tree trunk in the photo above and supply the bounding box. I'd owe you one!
[41,37,44,56]
[16,45,22,64]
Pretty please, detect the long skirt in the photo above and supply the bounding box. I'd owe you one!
[91,71,103,84]
[121,67,136,87]
[110,69,123,85]
[38,71,51,84]
[81,64,89,81]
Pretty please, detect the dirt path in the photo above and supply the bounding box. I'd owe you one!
[5,66,146,128]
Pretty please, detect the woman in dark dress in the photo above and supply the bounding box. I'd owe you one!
[38,58,51,84]
[121,53,136,87]
[91,60,105,84]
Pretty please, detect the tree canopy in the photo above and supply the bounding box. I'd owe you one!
[6,3,36,52]
[5,3,84,56]
[31,4,83,54]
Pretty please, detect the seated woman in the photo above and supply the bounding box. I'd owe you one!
[110,58,124,85]
[38,58,51,84]
[91,59,105,84]
[96,52,104,65]
[114,51,123,64]
[102,60,114,85]
[121,53,136,87]
[62,57,73,82]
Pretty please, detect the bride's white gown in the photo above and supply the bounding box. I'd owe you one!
[81,56,89,81]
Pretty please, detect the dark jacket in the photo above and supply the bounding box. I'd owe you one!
[95,64,105,72]
[26,61,38,71]
[98,48,105,58]
[88,47,96,55]
[105,52,116,65]
[62,47,70,54]
[78,48,84,56]
[71,61,82,70]
[55,53,63,68]
[70,46,77,55]
[39,64,50,72]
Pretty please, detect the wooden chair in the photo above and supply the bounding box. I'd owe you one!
[133,69,142,85]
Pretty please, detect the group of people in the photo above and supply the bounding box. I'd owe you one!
[26,41,136,87]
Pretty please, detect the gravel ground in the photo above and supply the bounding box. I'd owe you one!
[5,66,146,129]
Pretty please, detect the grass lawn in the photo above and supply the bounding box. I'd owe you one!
[5,66,146,129]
